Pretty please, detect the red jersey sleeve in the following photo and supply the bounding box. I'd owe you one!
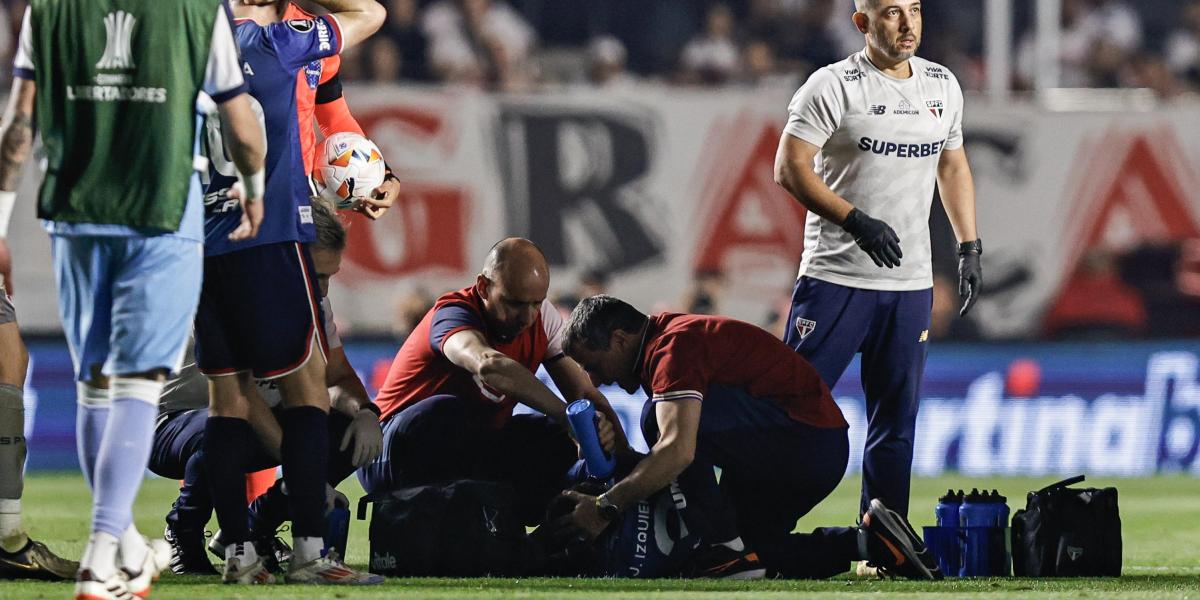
[646,332,707,403]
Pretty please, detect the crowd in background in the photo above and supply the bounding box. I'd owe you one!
[1,0,1196,344]
[1,0,1199,97]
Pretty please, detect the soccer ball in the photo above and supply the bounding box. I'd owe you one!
[313,132,387,209]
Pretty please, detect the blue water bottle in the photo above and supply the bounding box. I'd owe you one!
[989,490,1011,576]
[936,489,963,526]
[990,490,1010,527]
[566,399,615,480]
[959,489,993,577]
[923,489,963,576]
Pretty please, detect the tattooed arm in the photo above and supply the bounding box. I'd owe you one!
[0,78,36,291]
[0,78,35,194]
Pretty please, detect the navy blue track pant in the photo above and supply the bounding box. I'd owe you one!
[644,385,858,579]
[149,408,356,531]
[358,394,577,525]
[783,276,932,517]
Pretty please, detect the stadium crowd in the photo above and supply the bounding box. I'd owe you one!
[4,0,1197,97]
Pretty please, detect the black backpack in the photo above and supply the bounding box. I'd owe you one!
[1010,475,1122,577]
[357,480,544,577]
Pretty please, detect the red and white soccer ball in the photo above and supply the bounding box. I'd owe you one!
[313,132,387,209]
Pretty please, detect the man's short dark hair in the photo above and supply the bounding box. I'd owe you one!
[311,199,347,253]
[563,295,647,354]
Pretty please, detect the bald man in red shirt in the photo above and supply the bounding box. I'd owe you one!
[360,239,630,523]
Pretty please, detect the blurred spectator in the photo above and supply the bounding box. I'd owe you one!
[780,0,851,74]
[364,37,404,83]
[678,2,741,85]
[392,288,435,342]
[1122,53,1195,100]
[682,268,726,315]
[1119,242,1200,338]
[376,0,431,82]
[1016,0,1143,88]
[552,268,610,315]
[587,35,635,88]
[0,1,18,79]
[422,0,537,90]
[1043,249,1146,340]
[1166,0,1200,87]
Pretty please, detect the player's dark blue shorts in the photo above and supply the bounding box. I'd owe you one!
[194,241,327,380]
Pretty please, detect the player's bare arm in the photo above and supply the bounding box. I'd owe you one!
[559,398,701,539]
[0,79,34,193]
[936,146,978,248]
[775,133,903,268]
[326,345,384,466]
[774,134,855,224]
[442,328,569,422]
[0,78,35,291]
[545,356,630,454]
[305,0,386,50]
[217,95,267,240]
[937,146,982,315]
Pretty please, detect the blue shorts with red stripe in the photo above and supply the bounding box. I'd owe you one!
[194,241,327,379]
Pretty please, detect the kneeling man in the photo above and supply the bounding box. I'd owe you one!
[556,295,941,580]
[361,239,629,523]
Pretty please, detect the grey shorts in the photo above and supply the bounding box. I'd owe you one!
[0,284,14,325]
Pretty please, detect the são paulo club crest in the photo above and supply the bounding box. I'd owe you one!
[794,317,817,340]
[926,99,944,119]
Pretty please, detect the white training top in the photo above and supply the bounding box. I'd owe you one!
[784,50,964,291]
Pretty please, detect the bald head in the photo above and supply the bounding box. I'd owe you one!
[481,238,549,287]
[854,0,879,11]
[477,238,550,340]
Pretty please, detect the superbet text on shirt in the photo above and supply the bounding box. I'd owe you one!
[784,51,964,292]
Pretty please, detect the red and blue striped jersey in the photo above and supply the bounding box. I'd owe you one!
[201,15,342,256]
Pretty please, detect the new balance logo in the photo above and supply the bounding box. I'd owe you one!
[97,11,137,70]
[868,105,887,115]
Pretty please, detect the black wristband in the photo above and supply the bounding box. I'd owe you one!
[360,402,382,417]
[956,239,982,256]
[383,162,399,183]
[841,208,866,235]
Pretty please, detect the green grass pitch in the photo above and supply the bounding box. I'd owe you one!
[5,473,1199,598]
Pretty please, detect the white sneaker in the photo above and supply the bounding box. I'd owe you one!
[222,543,275,585]
[74,568,133,600]
[856,560,889,579]
[284,550,384,585]
[123,538,171,598]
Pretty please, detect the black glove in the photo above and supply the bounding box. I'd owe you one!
[841,208,902,268]
[956,239,983,317]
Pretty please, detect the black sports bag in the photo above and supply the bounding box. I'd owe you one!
[1010,475,1122,577]
[357,480,544,577]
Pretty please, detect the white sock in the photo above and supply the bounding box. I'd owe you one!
[292,536,324,564]
[0,499,26,552]
[80,531,121,579]
[225,541,259,564]
[719,537,746,552]
[118,525,147,572]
